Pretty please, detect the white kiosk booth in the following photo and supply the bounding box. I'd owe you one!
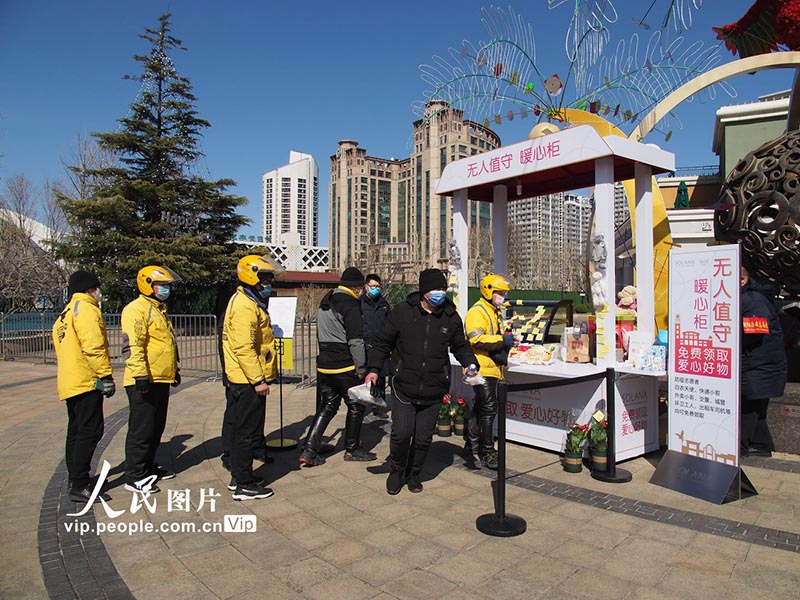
[437,125,674,462]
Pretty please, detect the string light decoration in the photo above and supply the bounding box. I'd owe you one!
[413,2,733,142]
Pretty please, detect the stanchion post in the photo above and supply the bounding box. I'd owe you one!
[265,338,298,451]
[591,367,632,483]
[476,380,526,537]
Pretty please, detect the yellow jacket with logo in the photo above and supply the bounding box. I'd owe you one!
[222,286,278,385]
[465,297,505,380]
[52,293,113,400]
[121,295,178,386]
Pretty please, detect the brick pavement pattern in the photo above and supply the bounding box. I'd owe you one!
[1,360,799,599]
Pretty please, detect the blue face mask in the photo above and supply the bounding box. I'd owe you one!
[367,287,380,299]
[154,285,171,301]
[427,291,446,306]
[258,285,272,299]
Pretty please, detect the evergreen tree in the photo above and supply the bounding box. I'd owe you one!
[55,13,248,312]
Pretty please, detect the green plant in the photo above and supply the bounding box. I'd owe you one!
[565,422,589,453]
[588,413,608,452]
[453,397,466,420]
[438,394,452,422]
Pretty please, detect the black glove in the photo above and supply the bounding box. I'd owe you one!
[100,375,116,398]
[503,332,515,347]
[488,347,509,366]
[172,370,181,388]
[134,377,150,395]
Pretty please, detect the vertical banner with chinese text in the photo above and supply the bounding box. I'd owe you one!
[668,245,740,466]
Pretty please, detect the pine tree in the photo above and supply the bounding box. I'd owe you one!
[55,13,248,312]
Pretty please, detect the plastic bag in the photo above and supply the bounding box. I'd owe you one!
[347,382,388,409]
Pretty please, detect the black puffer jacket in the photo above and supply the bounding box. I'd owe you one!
[367,292,477,404]
[741,278,787,399]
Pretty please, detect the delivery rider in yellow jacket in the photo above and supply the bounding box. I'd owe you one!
[53,270,115,504]
[221,255,279,500]
[121,265,181,494]
[464,274,514,470]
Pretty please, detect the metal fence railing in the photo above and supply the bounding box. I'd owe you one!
[0,312,318,385]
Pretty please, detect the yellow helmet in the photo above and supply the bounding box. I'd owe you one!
[480,274,511,301]
[237,255,281,286]
[137,265,181,296]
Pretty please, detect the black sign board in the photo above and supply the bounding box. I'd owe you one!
[650,450,757,504]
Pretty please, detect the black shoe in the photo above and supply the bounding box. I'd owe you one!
[124,479,161,494]
[69,486,111,503]
[228,475,267,491]
[150,465,176,480]
[253,446,275,464]
[387,469,404,495]
[480,452,498,470]
[299,448,326,467]
[220,454,231,472]
[344,448,378,462]
[232,481,274,501]
[748,447,773,457]
[406,473,423,493]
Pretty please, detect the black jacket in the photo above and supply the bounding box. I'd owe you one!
[367,292,477,404]
[741,279,787,399]
[361,294,391,348]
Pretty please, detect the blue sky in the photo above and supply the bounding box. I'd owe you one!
[1,0,794,245]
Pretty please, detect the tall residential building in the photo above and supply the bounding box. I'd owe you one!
[508,192,593,289]
[262,151,319,247]
[329,101,500,281]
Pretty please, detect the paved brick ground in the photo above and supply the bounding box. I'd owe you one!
[2,360,800,599]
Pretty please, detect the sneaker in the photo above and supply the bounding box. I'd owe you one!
[344,448,378,462]
[69,486,112,503]
[253,446,275,464]
[748,447,773,458]
[227,475,267,491]
[480,452,498,471]
[299,448,326,467]
[386,469,404,495]
[232,481,274,501]
[406,473,423,493]
[124,479,161,494]
[150,465,176,480]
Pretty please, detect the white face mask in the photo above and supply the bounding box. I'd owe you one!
[90,289,103,302]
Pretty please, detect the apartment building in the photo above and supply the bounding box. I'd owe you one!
[328,101,500,281]
[262,151,319,247]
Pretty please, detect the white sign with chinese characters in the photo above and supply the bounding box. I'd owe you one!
[668,245,741,466]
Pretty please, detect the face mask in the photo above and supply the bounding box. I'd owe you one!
[492,292,506,308]
[154,285,171,301]
[367,287,380,299]
[427,291,446,306]
[90,289,103,303]
[258,285,272,299]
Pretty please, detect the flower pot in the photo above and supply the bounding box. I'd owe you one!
[453,418,465,436]
[590,448,607,472]
[437,419,453,437]
[562,450,583,473]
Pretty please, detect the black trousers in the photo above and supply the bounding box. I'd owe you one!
[65,390,105,489]
[221,385,234,456]
[741,396,775,451]
[229,383,265,485]
[125,382,170,484]
[388,396,440,475]
[305,371,365,453]
[465,377,498,457]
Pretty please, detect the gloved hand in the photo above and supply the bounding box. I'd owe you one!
[134,377,150,395]
[465,364,478,378]
[172,370,181,387]
[100,375,116,398]
[503,332,515,347]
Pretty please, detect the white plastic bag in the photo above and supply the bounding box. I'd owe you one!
[347,382,388,408]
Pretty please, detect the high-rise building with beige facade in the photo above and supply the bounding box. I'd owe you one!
[328,101,501,283]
